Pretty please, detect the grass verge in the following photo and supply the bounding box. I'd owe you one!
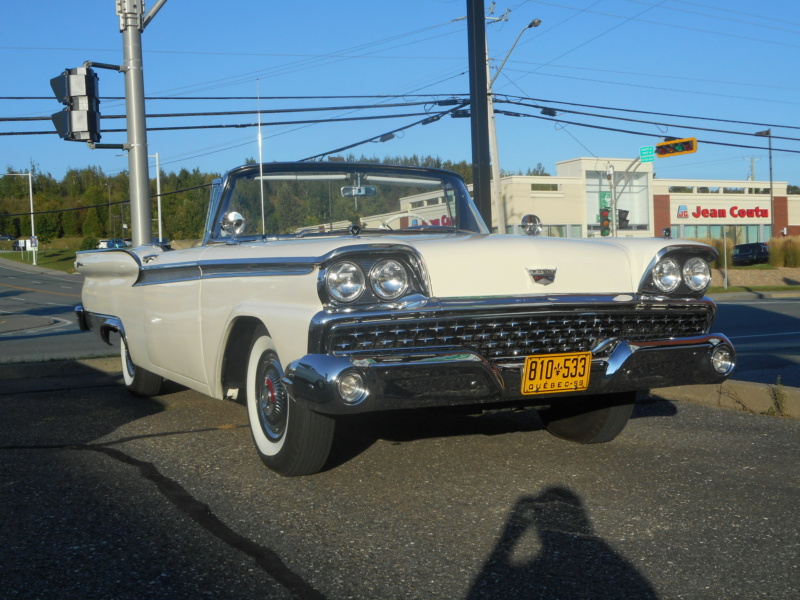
[0,249,78,274]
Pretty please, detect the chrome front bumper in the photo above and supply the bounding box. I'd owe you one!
[282,333,736,414]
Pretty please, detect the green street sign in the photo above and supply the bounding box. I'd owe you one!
[640,146,655,163]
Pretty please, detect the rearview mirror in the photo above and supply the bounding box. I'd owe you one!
[341,185,377,197]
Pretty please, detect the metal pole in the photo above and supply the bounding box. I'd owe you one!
[768,133,774,238]
[466,0,492,227]
[27,172,36,265]
[6,172,36,264]
[118,0,151,246]
[486,19,540,235]
[756,129,774,239]
[154,152,162,241]
[486,46,505,234]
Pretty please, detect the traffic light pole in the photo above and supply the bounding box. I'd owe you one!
[609,157,642,237]
[119,0,151,247]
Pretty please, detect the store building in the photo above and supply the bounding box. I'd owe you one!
[494,157,800,243]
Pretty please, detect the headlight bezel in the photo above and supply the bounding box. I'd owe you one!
[319,247,428,307]
[640,246,717,298]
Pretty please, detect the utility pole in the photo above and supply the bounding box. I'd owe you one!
[466,0,492,227]
[487,18,541,234]
[117,0,168,247]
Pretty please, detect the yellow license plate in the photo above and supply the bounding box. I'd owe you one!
[521,351,591,395]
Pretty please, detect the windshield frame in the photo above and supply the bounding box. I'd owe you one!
[203,162,488,245]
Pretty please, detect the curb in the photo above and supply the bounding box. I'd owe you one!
[651,379,800,420]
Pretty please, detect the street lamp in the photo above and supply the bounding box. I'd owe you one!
[755,129,773,237]
[488,19,541,233]
[6,171,36,265]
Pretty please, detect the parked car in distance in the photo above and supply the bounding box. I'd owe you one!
[732,242,769,266]
[0,233,15,241]
[12,238,32,251]
[75,161,737,476]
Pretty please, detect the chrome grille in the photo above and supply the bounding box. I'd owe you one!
[324,306,713,359]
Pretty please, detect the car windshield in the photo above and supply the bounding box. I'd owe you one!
[208,163,488,241]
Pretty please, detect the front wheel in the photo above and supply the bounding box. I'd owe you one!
[246,332,335,476]
[121,337,163,397]
[537,392,636,444]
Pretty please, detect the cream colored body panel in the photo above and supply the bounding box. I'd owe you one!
[77,233,708,400]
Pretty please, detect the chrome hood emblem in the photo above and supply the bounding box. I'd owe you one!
[527,268,557,286]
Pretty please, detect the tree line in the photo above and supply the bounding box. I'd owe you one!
[0,156,549,244]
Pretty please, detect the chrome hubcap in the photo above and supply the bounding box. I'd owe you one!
[257,357,287,441]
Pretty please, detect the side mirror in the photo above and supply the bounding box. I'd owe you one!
[521,214,543,236]
[221,211,246,236]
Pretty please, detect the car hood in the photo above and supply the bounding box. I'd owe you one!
[392,234,675,297]
[131,233,703,299]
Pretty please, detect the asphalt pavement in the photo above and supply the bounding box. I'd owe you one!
[2,359,798,599]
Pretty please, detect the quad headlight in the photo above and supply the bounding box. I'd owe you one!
[682,256,712,292]
[649,254,713,295]
[370,259,408,301]
[326,261,365,303]
[325,258,412,304]
[652,257,681,293]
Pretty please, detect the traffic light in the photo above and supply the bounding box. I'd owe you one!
[617,209,630,229]
[50,67,101,143]
[599,207,611,237]
[655,137,697,157]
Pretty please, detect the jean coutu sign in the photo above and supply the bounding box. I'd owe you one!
[676,204,770,220]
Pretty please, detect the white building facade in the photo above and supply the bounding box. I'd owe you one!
[492,157,799,243]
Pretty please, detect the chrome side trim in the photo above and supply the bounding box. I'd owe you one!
[133,257,318,286]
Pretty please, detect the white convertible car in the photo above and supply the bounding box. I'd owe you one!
[76,162,735,476]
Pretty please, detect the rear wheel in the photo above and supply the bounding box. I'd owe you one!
[246,331,334,476]
[537,392,636,444]
[120,337,163,397]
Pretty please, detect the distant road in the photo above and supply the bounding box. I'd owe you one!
[712,295,800,387]
[0,256,114,363]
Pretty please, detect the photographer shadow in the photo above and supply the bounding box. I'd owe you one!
[466,486,658,600]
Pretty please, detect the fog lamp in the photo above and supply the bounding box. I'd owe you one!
[338,371,367,405]
[710,345,735,376]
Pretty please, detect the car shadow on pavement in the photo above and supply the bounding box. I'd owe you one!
[465,486,659,599]
[0,361,301,599]
[326,398,678,471]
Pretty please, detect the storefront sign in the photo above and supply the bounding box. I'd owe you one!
[676,205,769,219]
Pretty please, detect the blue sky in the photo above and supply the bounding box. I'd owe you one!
[2,0,799,185]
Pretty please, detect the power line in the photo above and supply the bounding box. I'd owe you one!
[0,98,468,123]
[499,98,800,143]
[500,95,800,132]
[497,109,800,155]
[0,110,453,137]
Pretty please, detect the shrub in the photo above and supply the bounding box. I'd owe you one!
[693,236,732,269]
[80,236,98,251]
[768,236,800,268]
